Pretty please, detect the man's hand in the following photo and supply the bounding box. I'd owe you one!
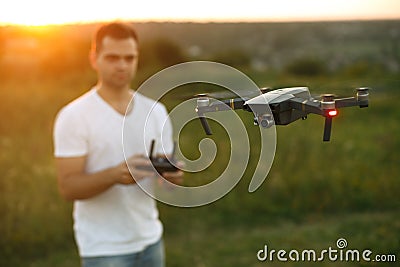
[115,155,185,186]
[115,155,156,185]
[160,161,185,185]
[55,154,160,200]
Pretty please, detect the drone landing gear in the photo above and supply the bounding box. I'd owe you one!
[323,117,333,142]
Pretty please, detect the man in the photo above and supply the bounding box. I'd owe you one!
[53,22,183,267]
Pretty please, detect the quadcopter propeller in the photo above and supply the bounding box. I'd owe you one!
[172,87,273,100]
[311,85,372,100]
[171,91,232,100]
[311,93,339,100]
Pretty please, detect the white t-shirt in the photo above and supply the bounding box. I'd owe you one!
[53,88,173,257]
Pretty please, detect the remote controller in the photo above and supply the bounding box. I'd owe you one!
[137,140,178,173]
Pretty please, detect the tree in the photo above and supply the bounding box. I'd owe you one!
[285,57,327,76]
[139,38,186,69]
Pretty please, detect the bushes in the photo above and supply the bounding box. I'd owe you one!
[285,57,327,76]
[139,38,187,69]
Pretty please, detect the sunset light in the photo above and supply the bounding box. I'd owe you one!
[1,0,399,26]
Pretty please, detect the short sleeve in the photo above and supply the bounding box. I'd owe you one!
[53,107,88,157]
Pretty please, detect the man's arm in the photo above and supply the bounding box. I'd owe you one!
[55,155,155,201]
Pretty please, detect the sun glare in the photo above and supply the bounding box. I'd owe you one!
[0,0,399,26]
[0,1,110,26]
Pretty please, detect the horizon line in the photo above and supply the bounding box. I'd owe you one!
[1,16,400,27]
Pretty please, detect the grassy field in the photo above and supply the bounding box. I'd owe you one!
[0,69,398,266]
[26,211,400,267]
[1,21,399,266]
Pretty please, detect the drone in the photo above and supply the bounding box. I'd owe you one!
[194,86,369,141]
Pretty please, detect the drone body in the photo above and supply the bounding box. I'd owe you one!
[195,86,369,141]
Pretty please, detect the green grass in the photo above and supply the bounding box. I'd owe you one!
[25,210,399,267]
[0,70,399,266]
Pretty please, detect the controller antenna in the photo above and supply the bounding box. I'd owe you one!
[149,139,155,160]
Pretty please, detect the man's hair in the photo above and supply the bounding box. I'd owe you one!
[92,22,139,54]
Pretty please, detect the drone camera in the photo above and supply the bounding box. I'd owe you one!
[258,114,274,128]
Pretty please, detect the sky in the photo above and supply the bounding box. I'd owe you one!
[0,0,399,26]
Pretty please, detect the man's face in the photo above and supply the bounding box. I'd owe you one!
[92,36,139,90]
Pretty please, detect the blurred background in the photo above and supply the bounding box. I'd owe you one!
[0,1,399,266]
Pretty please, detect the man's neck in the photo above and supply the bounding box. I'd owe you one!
[95,83,135,115]
[96,83,133,103]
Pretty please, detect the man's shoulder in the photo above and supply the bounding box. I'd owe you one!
[59,90,97,114]
[56,89,97,122]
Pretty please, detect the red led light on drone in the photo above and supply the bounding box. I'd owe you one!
[328,110,338,117]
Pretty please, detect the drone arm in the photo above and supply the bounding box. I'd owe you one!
[205,98,246,112]
[289,98,335,142]
[334,97,357,108]
[220,98,247,110]
[195,98,247,135]
[196,99,245,114]
[335,97,368,108]
[335,87,369,108]
[288,98,324,115]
